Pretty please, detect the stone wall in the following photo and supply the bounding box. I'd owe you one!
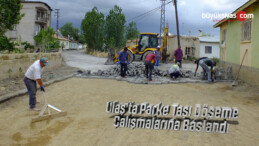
[0,52,62,80]
[221,61,259,87]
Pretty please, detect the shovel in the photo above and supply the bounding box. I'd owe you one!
[232,49,248,86]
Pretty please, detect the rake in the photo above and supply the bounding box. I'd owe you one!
[31,92,67,123]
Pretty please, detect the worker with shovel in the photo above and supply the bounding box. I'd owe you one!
[24,57,48,111]
[194,57,216,83]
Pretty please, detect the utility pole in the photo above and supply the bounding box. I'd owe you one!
[173,0,181,48]
[160,0,166,45]
[54,9,60,37]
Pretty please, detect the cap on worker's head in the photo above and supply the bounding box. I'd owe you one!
[40,57,48,66]
[157,46,161,49]
[173,64,178,68]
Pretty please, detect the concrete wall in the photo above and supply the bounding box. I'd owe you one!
[222,61,259,87]
[200,42,220,58]
[0,52,62,80]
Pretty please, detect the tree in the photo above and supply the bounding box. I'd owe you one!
[60,23,79,41]
[125,21,139,40]
[81,7,105,52]
[34,27,60,52]
[0,0,24,35]
[0,35,15,52]
[105,5,126,50]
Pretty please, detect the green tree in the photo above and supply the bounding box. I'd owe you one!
[0,0,24,35]
[81,7,105,52]
[34,27,60,52]
[60,22,79,41]
[105,5,126,50]
[125,21,139,40]
[78,33,86,44]
[0,35,15,52]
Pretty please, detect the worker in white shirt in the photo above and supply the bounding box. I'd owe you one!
[24,57,48,111]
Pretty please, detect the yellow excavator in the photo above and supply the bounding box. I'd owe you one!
[113,26,169,63]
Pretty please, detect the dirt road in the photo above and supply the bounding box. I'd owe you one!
[1,78,259,145]
[62,50,115,72]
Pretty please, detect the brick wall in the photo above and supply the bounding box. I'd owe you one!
[0,52,62,80]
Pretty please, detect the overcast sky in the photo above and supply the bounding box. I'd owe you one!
[30,0,249,37]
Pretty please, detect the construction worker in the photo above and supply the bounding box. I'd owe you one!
[118,47,128,77]
[174,47,183,68]
[24,57,48,111]
[194,57,216,83]
[144,52,156,81]
[155,46,161,67]
[168,63,182,80]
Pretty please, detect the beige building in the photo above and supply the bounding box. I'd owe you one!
[5,1,52,45]
[167,35,200,60]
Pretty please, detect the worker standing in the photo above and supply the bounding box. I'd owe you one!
[144,52,156,81]
[118,47,129,77]
[155,46,161,66]
[24,57,48,111]
[194,57,216,83]
[174,47,183,68]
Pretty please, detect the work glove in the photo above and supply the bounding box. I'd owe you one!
[194,72,196,76]
[40,86,45,92]
[116,61,120,65]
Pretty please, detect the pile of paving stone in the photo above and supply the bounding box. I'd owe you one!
[78,63,195,78]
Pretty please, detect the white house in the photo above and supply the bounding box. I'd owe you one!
[199,36,220,58]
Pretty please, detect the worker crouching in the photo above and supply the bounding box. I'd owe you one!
[168,63,182,80]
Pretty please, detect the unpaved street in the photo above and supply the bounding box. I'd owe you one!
[1,78,259,145]
[62,50,115,72]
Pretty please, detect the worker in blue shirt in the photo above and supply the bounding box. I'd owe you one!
[118,47,129,77]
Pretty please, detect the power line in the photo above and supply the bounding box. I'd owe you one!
[126,1,172,23]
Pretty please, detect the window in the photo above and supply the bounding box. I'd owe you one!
[205,46,212,54]
[243,20,251,41]
[185,47,191,56]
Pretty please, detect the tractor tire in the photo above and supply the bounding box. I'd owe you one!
[142,51,152,62]
[128,51,134,63]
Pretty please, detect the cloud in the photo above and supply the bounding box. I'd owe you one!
[27,0,249,37]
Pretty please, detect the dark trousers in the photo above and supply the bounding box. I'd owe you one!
[170,71,181,79]
[24,77,37,109]
[145,61,154,81]
[120,63,127,77]
[175,60,182,68]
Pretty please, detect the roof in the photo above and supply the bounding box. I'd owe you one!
[22,1,52,11]
[214,0,258,28]
[199,36,219,43]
